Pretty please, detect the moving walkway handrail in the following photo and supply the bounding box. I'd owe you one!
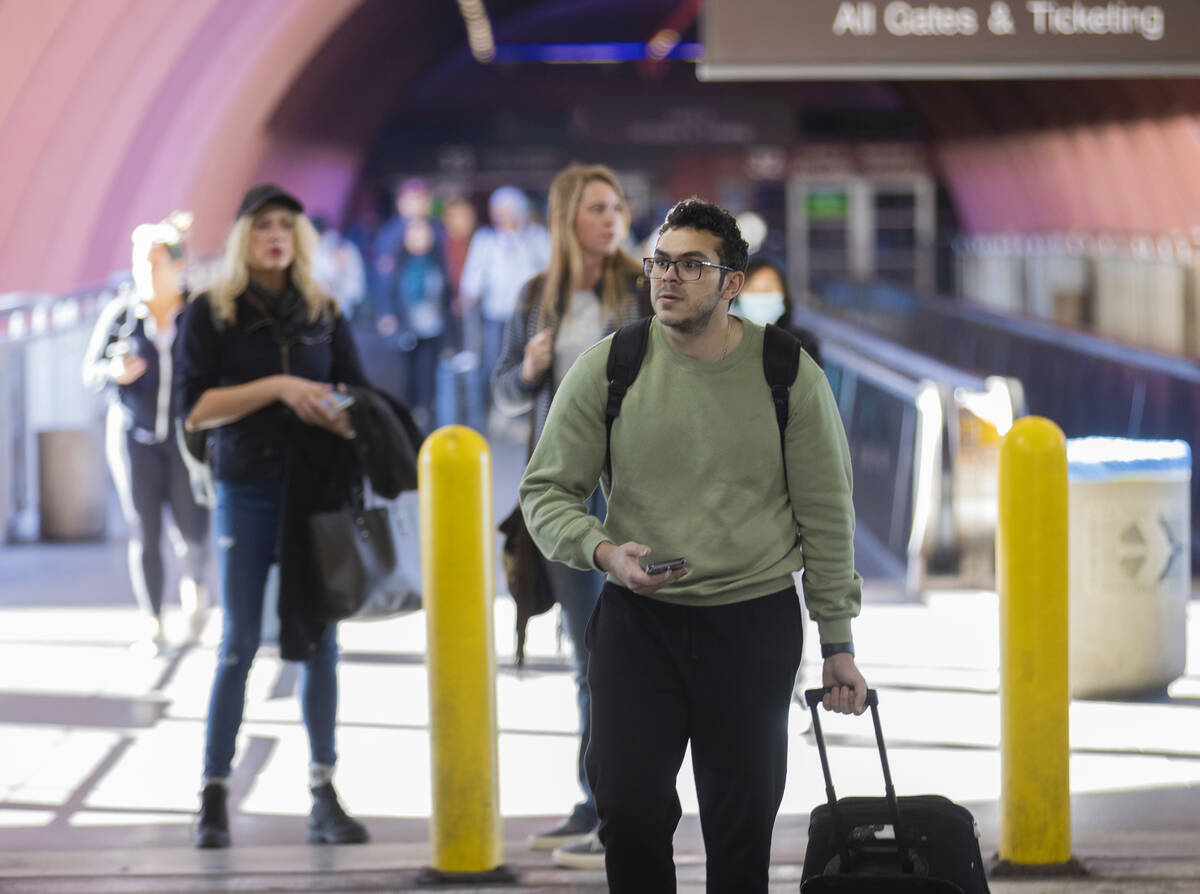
[798,315,932,591]
[821,279,1200,385]
[819,340,924,403]
[920,290,1200,385]
[799,303,1028,593]
[794,304,993,394]
[818,277,1200,565]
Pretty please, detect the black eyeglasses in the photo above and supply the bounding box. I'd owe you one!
[643,256,737,282]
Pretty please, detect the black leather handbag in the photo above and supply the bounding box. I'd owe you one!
[309,494,421,621]
[498,503,555,666]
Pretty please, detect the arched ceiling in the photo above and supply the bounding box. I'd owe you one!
[0,0,364,293]
[1,0,1198,294]
[895,79,1200,236]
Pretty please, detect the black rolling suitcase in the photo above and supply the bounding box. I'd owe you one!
[800,688,990,893]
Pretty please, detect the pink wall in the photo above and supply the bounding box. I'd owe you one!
[935,114,1200,240]
[0,0,363,293]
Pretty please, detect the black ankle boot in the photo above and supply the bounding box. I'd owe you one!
[308,782,368,844]
[194,783,230,849]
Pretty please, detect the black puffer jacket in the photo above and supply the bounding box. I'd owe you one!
[347,386,424,497]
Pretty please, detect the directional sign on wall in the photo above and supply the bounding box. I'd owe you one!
[699,0,1200,79]
[1112,514,1185,587]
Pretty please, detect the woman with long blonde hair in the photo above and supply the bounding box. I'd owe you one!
[176,184,369,850]
[492,164,650,869]
[82,217,209,655]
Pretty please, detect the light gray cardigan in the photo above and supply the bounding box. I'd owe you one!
[491,272,651,449]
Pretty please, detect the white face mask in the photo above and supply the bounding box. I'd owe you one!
[735,291,785,326]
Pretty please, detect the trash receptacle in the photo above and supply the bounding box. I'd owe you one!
[38,427,107,541]
[1067,437,1191,699]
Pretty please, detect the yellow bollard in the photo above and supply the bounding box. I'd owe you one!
[995,416,1080,875]
[417,426,511,882]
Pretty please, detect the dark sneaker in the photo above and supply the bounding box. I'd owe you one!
[527,814,594,851]
[194,783,230,849]
[552,834,605,870]
[308,782,369,844]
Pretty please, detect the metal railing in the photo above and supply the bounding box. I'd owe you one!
[796,304,1025,594]
[816,279,1200,566]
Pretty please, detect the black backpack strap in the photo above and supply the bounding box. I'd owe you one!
[762,323,802,491]
[604,316,653,480]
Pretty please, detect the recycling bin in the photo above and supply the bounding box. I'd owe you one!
[1067,437,1191,698]
[38,427,107,541]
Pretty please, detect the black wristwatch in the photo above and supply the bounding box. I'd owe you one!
[821,642,855,658]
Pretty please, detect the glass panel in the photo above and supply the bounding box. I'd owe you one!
[806,186,850,292]
[874,189,917,289]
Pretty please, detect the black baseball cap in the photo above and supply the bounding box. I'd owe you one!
[236,183,303,219]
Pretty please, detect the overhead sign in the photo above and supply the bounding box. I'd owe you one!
[568,103,793,145]
[699,1,1200,79]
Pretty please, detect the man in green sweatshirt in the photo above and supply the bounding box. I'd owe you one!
[519,198,867,892]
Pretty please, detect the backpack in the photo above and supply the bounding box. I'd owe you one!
[604,317,802,488]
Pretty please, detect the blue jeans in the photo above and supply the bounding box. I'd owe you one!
[203,480,339,780]
[481,317,506,406]
[542,488,605,828]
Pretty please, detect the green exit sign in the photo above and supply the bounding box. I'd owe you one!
[806,190,849,221]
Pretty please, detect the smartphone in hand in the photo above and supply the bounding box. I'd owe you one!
[321,392,356,413]
[644,557,686,575]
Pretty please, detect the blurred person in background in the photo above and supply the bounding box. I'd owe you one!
[442,195,478,350]
[736,255,821,367]
[83,217,210,656]
[736,210,768,256]
[442,195,477,295]
[372,177,441,284]
[374,215,452,429]
[460,185,550,410]
[492,164,650,870]
[311,215,367,325]
[176,184,369,850]
[341,187,384,300]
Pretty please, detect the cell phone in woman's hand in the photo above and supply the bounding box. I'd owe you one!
[321,392,355,413]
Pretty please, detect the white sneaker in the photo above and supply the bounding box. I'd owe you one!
[180,581,209,641]
[551,834,605,870]
[527,815,593,851]
[130,616,166,658]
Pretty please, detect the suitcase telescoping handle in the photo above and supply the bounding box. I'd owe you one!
[803,687,911,873]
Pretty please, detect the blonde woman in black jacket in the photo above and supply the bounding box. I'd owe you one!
[176,184,368,850]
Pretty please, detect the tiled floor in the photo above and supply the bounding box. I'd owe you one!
[1,435,1198,891]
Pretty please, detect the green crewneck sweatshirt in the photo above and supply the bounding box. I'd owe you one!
[519,316,861,645]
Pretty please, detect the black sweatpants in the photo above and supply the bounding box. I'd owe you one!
[584,583,804,894]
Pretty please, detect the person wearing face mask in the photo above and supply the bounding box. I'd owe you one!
[83,219,210,656]
[492,164,651,870]
[734,255,821,368]
[176,184,369,850]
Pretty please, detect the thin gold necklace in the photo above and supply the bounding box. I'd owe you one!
[719,318,732,361]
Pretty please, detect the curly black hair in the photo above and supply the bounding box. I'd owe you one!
[658,198,749,274]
